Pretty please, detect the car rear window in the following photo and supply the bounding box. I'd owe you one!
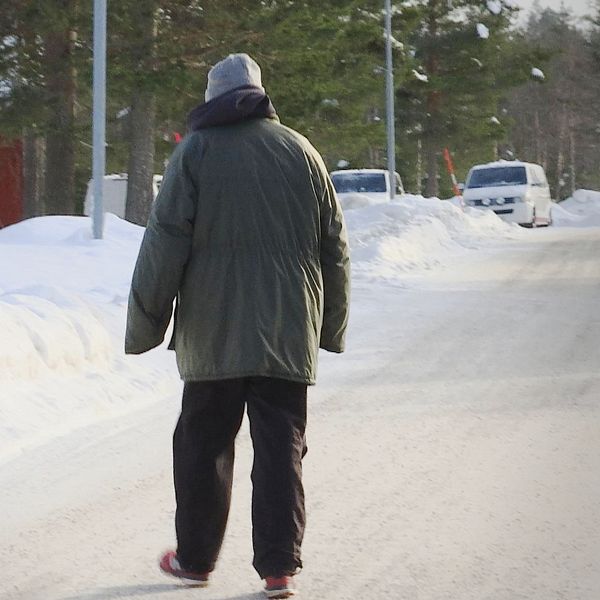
[331,172,387,193]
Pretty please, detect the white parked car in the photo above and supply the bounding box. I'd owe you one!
[330,169,404,209]
[462,161,552,227]
[84,174,163,221]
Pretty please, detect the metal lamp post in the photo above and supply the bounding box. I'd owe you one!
[92,0,107,239]
[384,0,396,200]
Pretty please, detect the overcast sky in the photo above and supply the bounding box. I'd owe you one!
[514,0,594,20]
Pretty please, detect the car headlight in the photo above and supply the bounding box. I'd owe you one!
[514,196,524,203]
[496,197,505,205]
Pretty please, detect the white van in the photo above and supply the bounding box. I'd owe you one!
[83,174,162,220]
[463,161,552,227]
[330,169,404,209]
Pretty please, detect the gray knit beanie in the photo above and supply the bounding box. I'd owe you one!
[204,53,265,102]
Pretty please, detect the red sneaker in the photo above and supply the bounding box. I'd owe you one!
[264,575,297,598]
[158,550,209,586]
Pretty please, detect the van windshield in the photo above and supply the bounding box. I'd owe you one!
[331,172,387,193]
[466,166,527,189]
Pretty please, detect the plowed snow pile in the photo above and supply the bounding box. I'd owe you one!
[345,194,516,279]
[552,189,600,227]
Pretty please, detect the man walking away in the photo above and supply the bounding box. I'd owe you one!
[125,53,350,599]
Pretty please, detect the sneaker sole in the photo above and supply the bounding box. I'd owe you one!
[163,573,209,587]
[265,589,297,599]
[159,566,209,587]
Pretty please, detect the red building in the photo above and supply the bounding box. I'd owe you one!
[0,138,23,228]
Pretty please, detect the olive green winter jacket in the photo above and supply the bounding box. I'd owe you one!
[125,106,350,385]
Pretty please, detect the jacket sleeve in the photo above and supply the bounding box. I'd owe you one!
[313,153,350,353]
[124,138,198,354]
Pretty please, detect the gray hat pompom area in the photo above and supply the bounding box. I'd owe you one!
[204,53,265,102]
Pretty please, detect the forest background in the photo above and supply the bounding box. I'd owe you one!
[1,0,599,224]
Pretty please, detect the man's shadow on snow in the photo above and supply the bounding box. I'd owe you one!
[60,583,263,600]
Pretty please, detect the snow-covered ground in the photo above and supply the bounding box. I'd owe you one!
[1,194,599,599]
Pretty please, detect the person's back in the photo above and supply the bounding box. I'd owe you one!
[164,117,338,383]
[125,53,350,599]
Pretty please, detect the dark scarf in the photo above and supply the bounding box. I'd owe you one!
[187,85,278,131]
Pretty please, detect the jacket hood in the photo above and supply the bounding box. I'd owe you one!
[187,85,278,131]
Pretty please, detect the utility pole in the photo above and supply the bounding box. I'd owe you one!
[92,0,107,239]
[384,0,396,200]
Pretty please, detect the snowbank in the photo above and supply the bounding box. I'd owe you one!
[345,194,516,280]
[0,214,140,380]
[0,199,515,460]
[553,190,600,227]
[0,289,112,379]
[0,214,180,462]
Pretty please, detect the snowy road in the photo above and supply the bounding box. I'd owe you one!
[2,226,599,600]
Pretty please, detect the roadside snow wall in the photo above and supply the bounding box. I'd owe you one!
[553,190,600,227]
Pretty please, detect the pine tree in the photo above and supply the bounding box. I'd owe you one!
[396,0,537,196]
[0,2,46,215]
[106,0,259,223]
[507,6,600,198]
[247,1,397,170]
[0,1,94,216]
[42,0,79,215]
[0,0,566,216]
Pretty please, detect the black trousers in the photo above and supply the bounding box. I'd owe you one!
[173,377,307,578]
